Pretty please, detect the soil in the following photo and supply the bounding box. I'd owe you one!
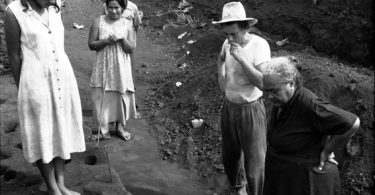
[0,0,374,195]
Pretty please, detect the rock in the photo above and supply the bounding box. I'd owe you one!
[0,147,12,160]
[0,165,8,175]
[83,181,132,195]
[4,169,18,181]
[346,139,360,157]
[187,136,194,143]
[350,78,359,83]
[157,102,164,108]
[18,174,43,187]
[349,83,356,92]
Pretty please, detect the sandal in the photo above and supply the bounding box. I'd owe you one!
[116,123,131,141]
[88,133,111,142]
[135,112,142,119]
[116,130,131,141]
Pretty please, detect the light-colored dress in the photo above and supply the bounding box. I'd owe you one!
[7,0,86,164]
[90,16,136,132]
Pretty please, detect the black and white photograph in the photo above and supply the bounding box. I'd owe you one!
[0,0,373,194]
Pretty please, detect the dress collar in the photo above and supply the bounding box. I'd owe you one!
[282,86,302,110]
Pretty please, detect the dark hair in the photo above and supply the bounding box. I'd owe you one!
[221,21,250,30]
[106,0,127,10]
[21,0,60,12]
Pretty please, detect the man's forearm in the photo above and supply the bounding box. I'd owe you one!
[237,58,263,90]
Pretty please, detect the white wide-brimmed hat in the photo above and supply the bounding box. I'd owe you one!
[212,2,257,26]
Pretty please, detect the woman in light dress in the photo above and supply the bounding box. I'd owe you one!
[5,0,85,194]
[88,0,136,140]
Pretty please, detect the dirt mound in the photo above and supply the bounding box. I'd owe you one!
[141,0,374,194]
[196,0,374,66]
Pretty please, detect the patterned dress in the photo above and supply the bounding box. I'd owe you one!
[7,0,86,163]
[90,16,136,131]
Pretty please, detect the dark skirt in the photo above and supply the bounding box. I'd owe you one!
[264,152,341,195]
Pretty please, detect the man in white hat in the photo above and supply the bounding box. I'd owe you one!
[214,2,270,195]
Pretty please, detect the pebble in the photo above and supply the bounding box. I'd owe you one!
[350,78,359,83]
[187,136,194,142]
[157,102,164,108]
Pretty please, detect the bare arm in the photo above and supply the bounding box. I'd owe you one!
[5,8,22,89]
[237,57,264,90]
[319,118,360,169]
[88,17,110,51]
[230,42,264,90]
[133,8,141,31]
[217,55,226,92]
[119,27,135,54]
[323,117,360,154]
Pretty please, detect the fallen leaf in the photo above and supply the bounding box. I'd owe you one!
[178,31,188,39]
[276,38,289,46]
[176,82,182,87]
[187,40,196,44]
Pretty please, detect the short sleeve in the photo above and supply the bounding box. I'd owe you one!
[312,99,358,135]
[56,0,62,7]
[219,39,228,60]
[254,38,271,66]
[133,5,141,25]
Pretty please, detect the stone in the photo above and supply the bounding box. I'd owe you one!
[187,136,194,143]
[18,174,43,187]
[346,139,360,157]
[349,83,356,92]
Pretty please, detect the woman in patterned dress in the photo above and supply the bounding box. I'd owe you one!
[88,0,136,140]
[5,0,85,194]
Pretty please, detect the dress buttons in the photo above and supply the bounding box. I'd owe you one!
[57,79,60,81]
[58,88,61,91]
[55,59,59,62]
[56,69,59,71]
[48,30,52,34]
[52,50,55,53]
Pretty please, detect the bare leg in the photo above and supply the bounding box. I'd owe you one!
[54,157,80,195]
[36,159,62,195]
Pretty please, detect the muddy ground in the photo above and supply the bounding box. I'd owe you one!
[1,0,374,195]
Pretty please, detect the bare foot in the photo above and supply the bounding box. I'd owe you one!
[47,188,63,195]
[58,185,80,195]
[116,123,131,141]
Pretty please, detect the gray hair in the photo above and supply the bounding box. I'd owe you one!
[263,56,303,87]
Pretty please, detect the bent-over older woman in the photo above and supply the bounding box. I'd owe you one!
[262,56,360,195]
